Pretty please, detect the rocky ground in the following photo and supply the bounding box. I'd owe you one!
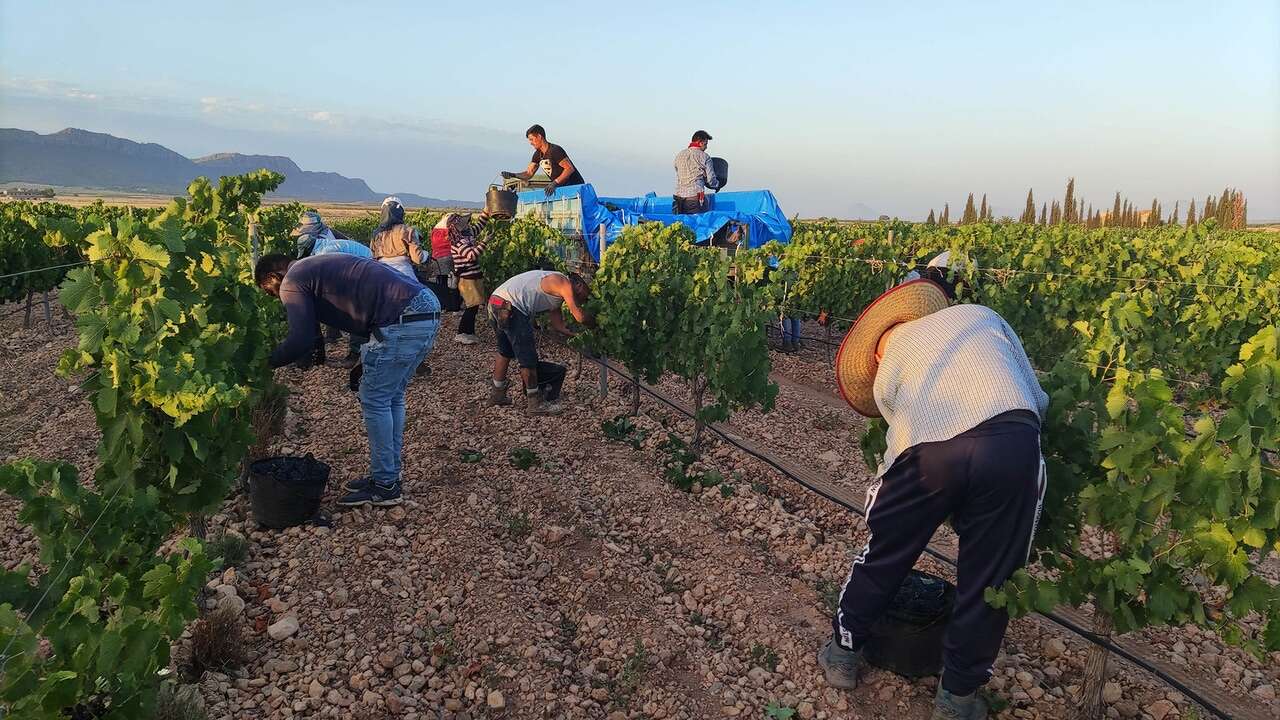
[1,304,1278,720]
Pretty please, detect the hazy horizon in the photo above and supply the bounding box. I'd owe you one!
[3,0,1277,221]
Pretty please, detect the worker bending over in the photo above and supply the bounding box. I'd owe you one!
[487,269,591,415]
[255,253,441,508]
[821,277,1048,720]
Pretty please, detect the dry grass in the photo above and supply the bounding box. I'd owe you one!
[185,607,248,678]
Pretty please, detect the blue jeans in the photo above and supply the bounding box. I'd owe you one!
[359,289,440,486]
[781,317,801,343]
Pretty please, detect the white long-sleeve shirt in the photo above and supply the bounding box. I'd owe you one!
[873,304,1049,477]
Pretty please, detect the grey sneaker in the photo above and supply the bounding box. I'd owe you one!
[931,684,989,720]
[526,388,562,416]
[817,638,863,690]
[487,382,511,406]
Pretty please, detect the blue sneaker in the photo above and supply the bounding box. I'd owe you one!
[337,481,402,507]
[345,476,371,491]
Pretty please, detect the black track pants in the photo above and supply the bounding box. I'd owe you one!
[832,410,1046,695]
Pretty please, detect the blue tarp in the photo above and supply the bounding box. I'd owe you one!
[516,184,792,262]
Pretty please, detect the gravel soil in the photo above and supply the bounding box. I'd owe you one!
[1,303,1278,720]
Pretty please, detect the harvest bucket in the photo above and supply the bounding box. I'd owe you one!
[248,455,330,529]
[485,184,518,218]
[863,570,956,677]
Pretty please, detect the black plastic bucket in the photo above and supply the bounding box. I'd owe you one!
[863,570,956,677]
[710,157,729,189]
[248,455,330,529]
[486,185,518,218]
[536,361,566,401]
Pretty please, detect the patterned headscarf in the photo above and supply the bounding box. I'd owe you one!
[446,213,471,243]
[291,210,327,238]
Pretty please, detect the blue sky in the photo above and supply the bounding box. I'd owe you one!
[2,0,1277,219]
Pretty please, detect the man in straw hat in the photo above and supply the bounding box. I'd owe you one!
[820,279,1048,720]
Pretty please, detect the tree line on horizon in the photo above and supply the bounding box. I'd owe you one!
[924,179,1249,229]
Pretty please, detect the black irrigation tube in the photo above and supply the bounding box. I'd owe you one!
[594,356,1233,720]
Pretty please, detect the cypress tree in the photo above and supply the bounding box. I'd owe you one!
[1149,198,1160,226]
[1093,209,1102,228]
[1217,188,1232,225]
[1050,200,1061,225]
[1205,195,1215,221]
[1170,201,1179,226]
[927,209,936,225]
[940,203,950,226]
[1187,199,1197,226]
[1086,203,1094,228]
[1039,202,1048,225]
[962,193,978,224]
[1241,199,1248,227]
[1063,178,1077,223]
[979,194,988,222]
[1021,189,1036,223]
[1111,192,1122,226]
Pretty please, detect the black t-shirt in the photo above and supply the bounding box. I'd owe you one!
[532,143,585,187]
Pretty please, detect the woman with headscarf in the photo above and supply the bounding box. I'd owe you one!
[447,212,491,344]
[369,197,427,279]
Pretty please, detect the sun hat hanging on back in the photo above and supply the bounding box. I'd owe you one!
[834,279,951,417]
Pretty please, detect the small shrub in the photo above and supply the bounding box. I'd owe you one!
[602,414,645,448]
[751,481,771,497]
[719,484,735,498]
[154,681,208,720]
[816,579,841,616]
[186,607,248,678]
[248,382,290,459]
[459,449,484,463]
[205,531,248,569]
[502,510,533,541]
[610,640,649,707]
[750,643,779,672]
[509,447,539,470]
[427,627,459,667]
[765,702,797,719]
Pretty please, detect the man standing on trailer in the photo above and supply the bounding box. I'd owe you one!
[672,130,720,214]
[819,279,1048,720]
[501,124,586,197]
[486,269,592,415]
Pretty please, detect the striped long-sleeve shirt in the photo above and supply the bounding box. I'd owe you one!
[673,146,718,198]
[872,304,1049,477]
[450,213,491,280]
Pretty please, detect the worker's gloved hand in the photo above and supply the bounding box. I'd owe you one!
[500,171,516,179]
[544,183,557,197]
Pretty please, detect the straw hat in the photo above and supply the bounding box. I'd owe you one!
[834,279,950,417]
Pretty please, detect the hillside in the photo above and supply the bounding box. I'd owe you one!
[0,128,479,208]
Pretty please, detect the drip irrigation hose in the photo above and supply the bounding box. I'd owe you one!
[594,356,1233,720]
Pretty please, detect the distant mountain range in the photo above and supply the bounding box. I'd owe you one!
[0,128,480,208]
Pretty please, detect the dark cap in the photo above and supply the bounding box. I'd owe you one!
[691,130,712,142]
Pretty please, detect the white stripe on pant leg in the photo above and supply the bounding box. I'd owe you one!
[1024,449,1048,565]
[835,478,883,649]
